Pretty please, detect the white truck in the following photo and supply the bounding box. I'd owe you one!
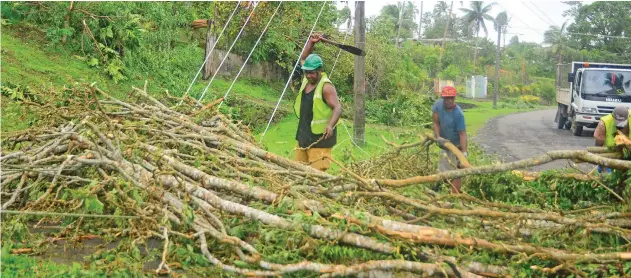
[555,61,631,136]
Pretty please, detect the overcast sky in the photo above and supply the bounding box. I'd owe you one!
[337,0,596,45]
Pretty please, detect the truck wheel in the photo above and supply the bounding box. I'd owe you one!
[572,122,583,136]
[557,115,567,129]
[564,121,571,130]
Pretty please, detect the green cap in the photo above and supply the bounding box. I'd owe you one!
[302,54,323,70]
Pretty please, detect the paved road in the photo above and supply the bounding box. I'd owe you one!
[474,109,597,171]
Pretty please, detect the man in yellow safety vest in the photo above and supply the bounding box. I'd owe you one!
[593,105,630,173]
[594,105,630,148]
[293,33,342,172]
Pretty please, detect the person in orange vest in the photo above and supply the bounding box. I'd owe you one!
[293,33,342,172]
[432,86,468,193]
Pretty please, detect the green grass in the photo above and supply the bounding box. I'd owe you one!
[255,115,423,172]
[1,30,132,96]
[255,96,549,173]
[0,253,85,277]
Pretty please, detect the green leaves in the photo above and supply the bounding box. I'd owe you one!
[84,196,104,214]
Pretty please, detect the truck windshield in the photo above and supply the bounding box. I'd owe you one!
[582,70,631,96]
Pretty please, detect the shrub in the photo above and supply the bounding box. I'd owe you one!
[535,79,556,105]
[520,95,540,104]
[366,91,434,127]
[456,85,466,96]
[521,85,533,95]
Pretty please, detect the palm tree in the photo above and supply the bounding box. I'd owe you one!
[493,11,508,33]
[381,2,418,46]
[460,1,495,67]
[337,1,351,31]
[434,1,449,17]
[543,21,570,86]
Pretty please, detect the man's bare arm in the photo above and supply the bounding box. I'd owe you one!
[322,83,342,129]
[300,33,321,65]
[432,112,441,138]
[594,121,606,146]
[459,131,468,153]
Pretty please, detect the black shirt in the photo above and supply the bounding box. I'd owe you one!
[295,86,337,148]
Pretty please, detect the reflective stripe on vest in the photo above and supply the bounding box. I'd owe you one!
[601,113,631,149]
[294,72,335,134]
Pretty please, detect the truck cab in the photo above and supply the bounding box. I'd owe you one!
[555,62,631,136]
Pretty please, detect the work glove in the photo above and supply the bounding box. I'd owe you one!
[462,151,468,158]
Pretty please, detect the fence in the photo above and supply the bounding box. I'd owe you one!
[207,49,286,82]
[465,75,488,98]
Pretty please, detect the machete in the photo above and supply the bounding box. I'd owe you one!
[320,34,366,56]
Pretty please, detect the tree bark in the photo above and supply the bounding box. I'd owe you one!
[374,150,631,187]
[62,1,74,44]
[438,1,453,67]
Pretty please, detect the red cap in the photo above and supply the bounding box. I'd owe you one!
[441,86,457,97]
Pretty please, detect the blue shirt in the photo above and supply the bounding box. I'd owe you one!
[432,99,466,147]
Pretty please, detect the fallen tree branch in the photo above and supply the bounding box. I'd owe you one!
[372,150,631,187]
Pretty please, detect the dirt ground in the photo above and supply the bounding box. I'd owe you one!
[474,108,598,172]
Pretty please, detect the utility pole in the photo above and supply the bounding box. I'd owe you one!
[395,1,404,47]
[493,25,504,109]
[521,45,526,84]
[353,1,366,146]
[438,1,453,67]
[418,1,423,40]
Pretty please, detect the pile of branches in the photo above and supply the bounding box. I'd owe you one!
[2,85,630,277]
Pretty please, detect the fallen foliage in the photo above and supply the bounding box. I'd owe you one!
[1,84,630,277]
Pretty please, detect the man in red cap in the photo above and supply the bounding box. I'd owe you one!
[432,86,468,193]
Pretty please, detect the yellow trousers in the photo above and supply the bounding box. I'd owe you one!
[294,145,332,172]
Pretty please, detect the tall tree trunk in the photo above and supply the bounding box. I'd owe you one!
[493,28,501,109]
[353,1,366,146]
[437,1,453,67]
[203,9,217,80]
[62,1,74,44]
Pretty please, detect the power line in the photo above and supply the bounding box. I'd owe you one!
[198,2,260,103]
[527,1,558,27]
[509,26,631,40]
[520,1,556,28]
[259,1,328,144]
[500,3,631,41]
[178,1,242,106]
[218,1,283,109]
[566,32,631,40]
[496,3,541,34]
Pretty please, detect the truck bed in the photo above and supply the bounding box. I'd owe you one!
[556,88,571,106]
